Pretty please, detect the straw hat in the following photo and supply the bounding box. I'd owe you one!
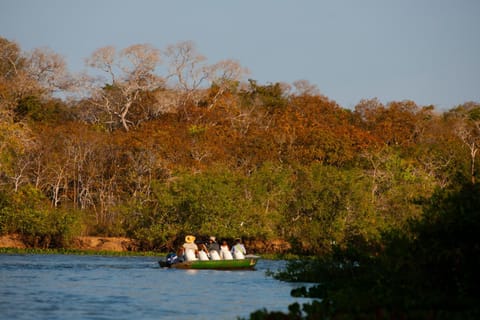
[209,236,216,241]
[185,235,196,243]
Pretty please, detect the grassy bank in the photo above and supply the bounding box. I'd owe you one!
[0,247,165,256]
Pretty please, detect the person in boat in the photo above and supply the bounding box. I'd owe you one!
[197,241,209,261]
[220,240,233,260]
[205,236,221,260]
[231,238,246,259]
[181,235,199,261]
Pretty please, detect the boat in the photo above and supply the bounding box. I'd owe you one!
[159,255,259,270]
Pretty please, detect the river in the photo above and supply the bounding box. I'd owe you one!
[0,254,312,320]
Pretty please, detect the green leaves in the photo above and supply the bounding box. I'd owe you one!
[150,167,261,238]
[258,183,480,319]
[0,186,82,247]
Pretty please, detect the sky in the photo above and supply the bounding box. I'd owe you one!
[1,0,479,110]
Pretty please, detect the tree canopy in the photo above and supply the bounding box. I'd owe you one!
[0,36,478,256]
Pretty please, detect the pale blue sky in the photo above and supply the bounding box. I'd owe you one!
[1,0,479,110]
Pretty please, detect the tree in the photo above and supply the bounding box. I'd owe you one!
[164,41,211,118]
[0,120,34,191]
[0,37,40,119]
[241,79,289,111]
[203,59,249,109]
[164,41,250,117]
[86,44,164,131]
[0,39,36,190]
[264,163,373,254]
[25,47,72,94]
[413,111,463,188]
[446,102,480,184]
[165,41,207,90]
[255,183,480,319]
[0,37,25,80]
[292,79,320,96]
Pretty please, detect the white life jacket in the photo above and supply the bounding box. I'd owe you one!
[209,250,221,260]
[221,248,233,260]
[233,251,245,259]
[184,249,198,261]
[198,250,209,261]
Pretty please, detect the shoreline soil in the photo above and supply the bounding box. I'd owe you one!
[0,234,291,253]
[0,234,137,252]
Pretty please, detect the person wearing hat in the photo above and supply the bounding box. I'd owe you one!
[182,235,199,261]
[205,236,221,260]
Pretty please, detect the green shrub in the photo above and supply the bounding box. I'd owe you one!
[0,185,82,247]
[246,183,480,319]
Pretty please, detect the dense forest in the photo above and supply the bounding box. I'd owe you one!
[1,36,479,256]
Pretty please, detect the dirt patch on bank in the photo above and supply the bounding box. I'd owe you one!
[0,234,138,252]
[72,236,139,252]
[244,238,291,253]
[0,234,27,249]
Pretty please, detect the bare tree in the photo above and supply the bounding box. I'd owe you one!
[454,120,480,184]
[164,41,249,112]
[86,44,164,131]
[86,46,116,83]
[0,37,25,79]
[292,79,320,96]
[165,41,208,92]
[0,37,41,116]
[205,59,249,109]
[449,102,480,184]
[164,41,209,116]
[26,47,72,94]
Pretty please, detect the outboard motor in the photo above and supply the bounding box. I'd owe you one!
[165,253,178,267]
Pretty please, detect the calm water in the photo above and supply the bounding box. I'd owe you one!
[0,254,311,320]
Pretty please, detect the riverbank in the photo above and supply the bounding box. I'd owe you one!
[0,234,138,252]
[0,234,292,253]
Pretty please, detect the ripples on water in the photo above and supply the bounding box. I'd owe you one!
[0,254,311,320]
